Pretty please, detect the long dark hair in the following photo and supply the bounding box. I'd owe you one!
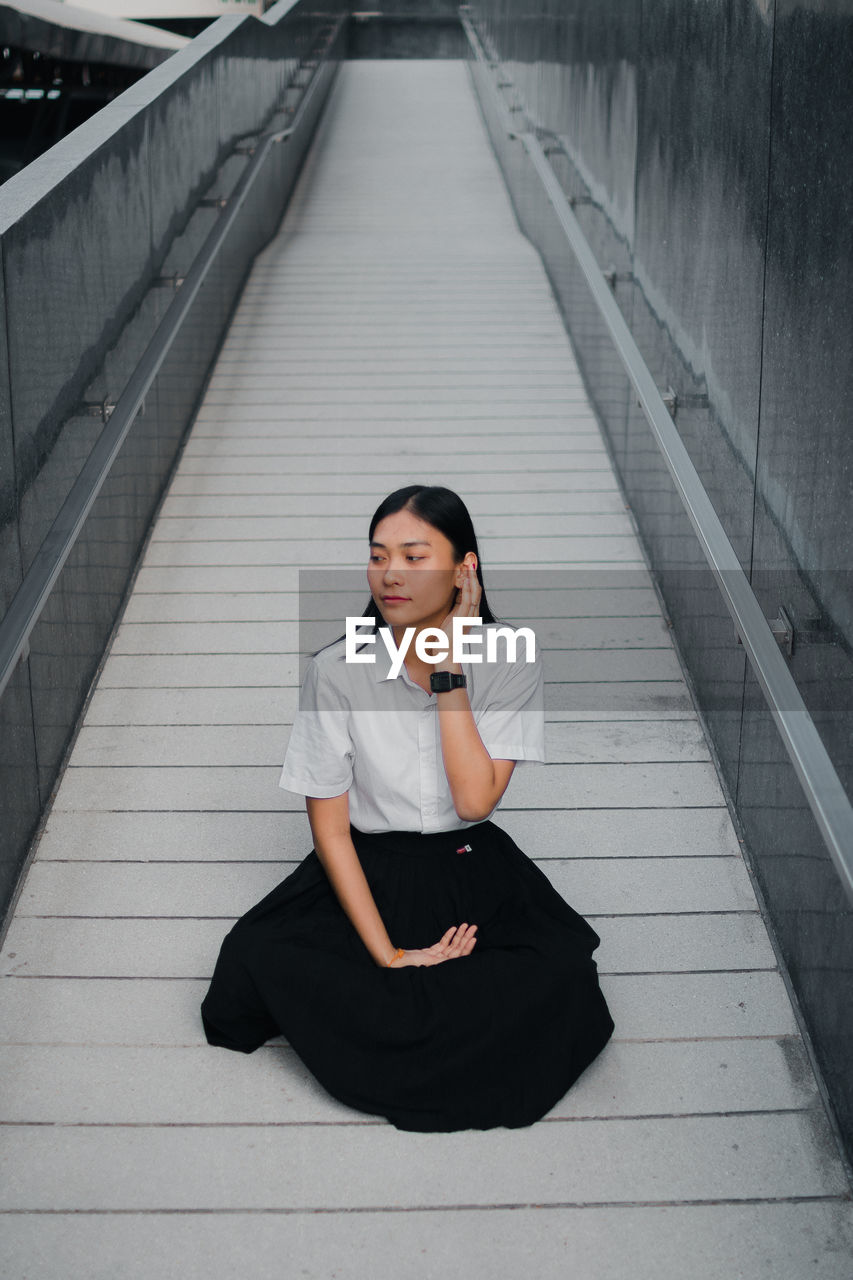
[313,484,501,656]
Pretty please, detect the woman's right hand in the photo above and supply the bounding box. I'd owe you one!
[388,924,478,967]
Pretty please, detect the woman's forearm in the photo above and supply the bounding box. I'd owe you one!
[433,663,504,820]
[307,800,399,966]
[437,700,499,818]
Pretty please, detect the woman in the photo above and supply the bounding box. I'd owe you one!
[201,484,614,1132]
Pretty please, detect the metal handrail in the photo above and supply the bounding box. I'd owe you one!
[0,14,344,705]
[461,10,853,904]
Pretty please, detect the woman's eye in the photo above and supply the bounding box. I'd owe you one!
[369,555,423,563]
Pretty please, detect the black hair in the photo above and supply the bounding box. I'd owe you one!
[312,484,502,656]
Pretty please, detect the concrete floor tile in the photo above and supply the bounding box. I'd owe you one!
[133,566,305,593]
[2,1202,852,1280]
[96,649,686,691]
[149,512,635,543]
[130,565,661,597]
[594,912,776,974]
[34,807,744,863]
[110,622,299,655]
[0,1038,817,1125]
[18,855,757,919]
[122,582,662,624]
[603,971,799,1039]
[83,686,298,725]
[122,591,301,623]
[70,724,291,767]
[545,718,712,761]
[138,536,645,568]
[34,811,310,861]
[0,913,777,979]
[166,469,620,496]
[51,759,725,814]
[68,718,712,768]
[544,682,695,717]
[0,918,230,978]
[0,970,799,1048]
[508,760,727,807]
[159,488,629,519]
[0,977,209,1046]
[181,428,605,453]
[52,766,291,813]
[544,649,685,680]
[497,806,745,857]
[96,655,298,689]
[0,1112,846,1210]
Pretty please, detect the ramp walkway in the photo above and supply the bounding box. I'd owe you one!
[1,60,851,1278]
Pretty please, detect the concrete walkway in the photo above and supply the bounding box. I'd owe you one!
[1,61,852,1278]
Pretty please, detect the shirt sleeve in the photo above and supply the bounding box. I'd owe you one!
[473,648,546,765]
[279,655,355,797]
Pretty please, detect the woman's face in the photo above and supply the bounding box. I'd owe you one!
[367,508,475,633]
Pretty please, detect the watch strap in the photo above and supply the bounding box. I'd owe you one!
[430,670,467,693]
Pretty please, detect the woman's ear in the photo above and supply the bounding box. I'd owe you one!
[454,554,476,588]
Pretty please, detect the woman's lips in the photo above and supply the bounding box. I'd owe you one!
[382,596,410,602]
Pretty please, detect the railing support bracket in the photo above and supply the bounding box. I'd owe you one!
[603,267,633,291]
[82,399,116,422]
[737,606,794,658]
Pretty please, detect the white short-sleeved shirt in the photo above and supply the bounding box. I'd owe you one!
[279,622,546,833]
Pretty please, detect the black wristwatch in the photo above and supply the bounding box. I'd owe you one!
[430,671,467,693]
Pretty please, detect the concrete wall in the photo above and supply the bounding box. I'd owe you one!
[467,0,853,1159]
[0,0,341,926]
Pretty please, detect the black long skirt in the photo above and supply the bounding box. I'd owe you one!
[200,820,614,1133]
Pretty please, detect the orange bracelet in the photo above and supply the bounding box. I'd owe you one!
[386,947,405,966]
